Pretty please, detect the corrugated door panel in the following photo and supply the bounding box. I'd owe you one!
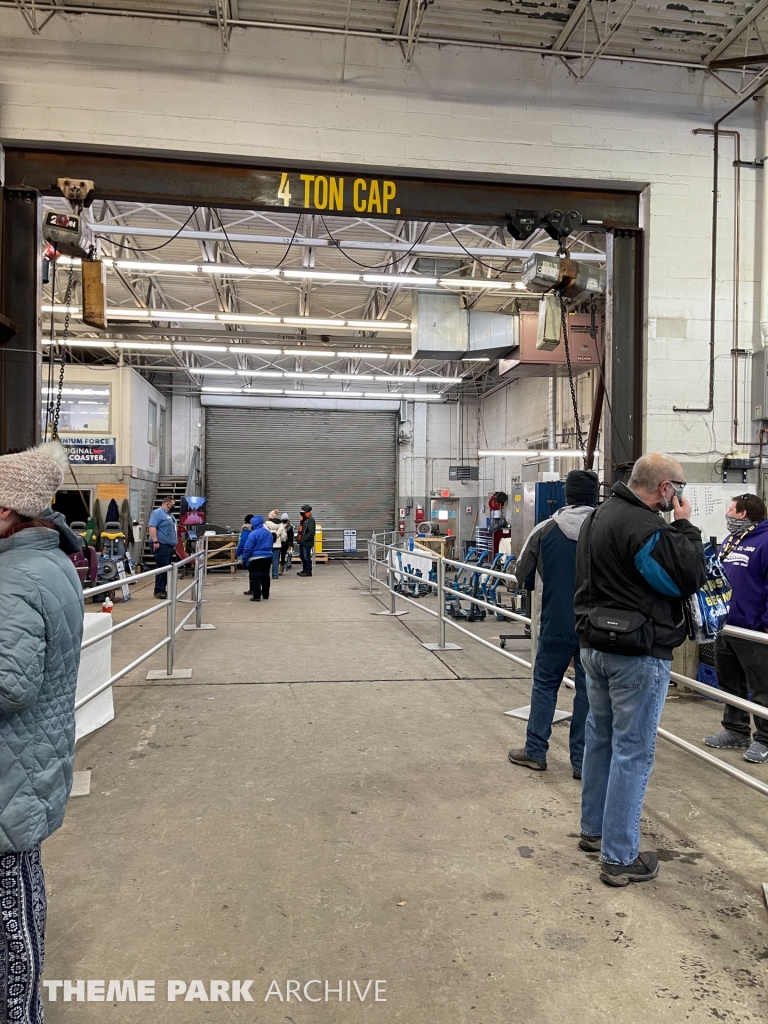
[205,408,396,536]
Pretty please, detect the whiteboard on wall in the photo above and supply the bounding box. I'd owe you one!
[685,483,737,545]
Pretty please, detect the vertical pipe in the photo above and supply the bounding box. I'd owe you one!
[547,377,557,474]
[437,555,446,648]
[166,561,177,676]
[761,101,768,353]
[195,540,205,629]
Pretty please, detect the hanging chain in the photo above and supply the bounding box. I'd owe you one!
[559,293,587,466]
[51,262,75,442]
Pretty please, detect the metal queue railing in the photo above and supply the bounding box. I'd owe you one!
[367,533,768,800]
[75,539,211,712]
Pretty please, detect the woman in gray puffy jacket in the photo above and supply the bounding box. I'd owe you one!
[0,441,84,1023]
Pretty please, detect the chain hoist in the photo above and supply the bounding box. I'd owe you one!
[47,261,75,442]
[559,293,587,467]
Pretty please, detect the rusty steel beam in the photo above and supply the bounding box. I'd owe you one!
[1,145,641,228]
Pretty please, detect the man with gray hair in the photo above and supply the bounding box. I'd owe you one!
[573,453,706,887]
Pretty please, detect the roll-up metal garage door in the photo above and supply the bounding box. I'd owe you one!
[205,408,396,540]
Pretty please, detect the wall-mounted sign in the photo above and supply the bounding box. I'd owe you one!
[61,436,117,464]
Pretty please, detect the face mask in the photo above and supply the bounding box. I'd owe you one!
[726,515,755,536]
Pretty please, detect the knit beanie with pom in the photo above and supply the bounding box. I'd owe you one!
[0,440,69,516]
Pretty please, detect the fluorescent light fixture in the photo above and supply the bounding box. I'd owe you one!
[329,373,375,382]
[43,304,411,332]
[374,375,418,384]
[283,349,332,357]
[406,394,442,401]
[463,357,491,362]
[438,279,512,291]
[324,390,364,397]
[514,282,531,291]
[236,370,284,378]
[41,387,109,395]
[478,449,584,458]
[189,368,238,376]
[58,257,513,292]
[174,344,228,353]
[336,351,389,360]
[228,346,282,356]
[116,342,172,350]
[243,388,285,395]
[42,339,116,349]
[364,392,400,398]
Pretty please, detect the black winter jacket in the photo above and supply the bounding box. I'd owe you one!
[574,482,706,660]
[298,514,316,546]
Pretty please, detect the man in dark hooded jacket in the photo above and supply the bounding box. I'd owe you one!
[508,469,599,780]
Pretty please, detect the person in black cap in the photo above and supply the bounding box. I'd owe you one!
[296,504,316,577]
[508,469,600,779]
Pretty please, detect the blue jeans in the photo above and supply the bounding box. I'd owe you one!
[525,638,589,770]
[299,545,313,574]
[580,649,671,866]
[271,548,281,579]
[153,542,175,594]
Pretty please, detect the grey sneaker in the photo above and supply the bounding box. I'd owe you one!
[507,747,546,771]
[744,741,768,763]
[703,729,750,750]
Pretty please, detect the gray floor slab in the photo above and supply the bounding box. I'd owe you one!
[43,562,768,1023]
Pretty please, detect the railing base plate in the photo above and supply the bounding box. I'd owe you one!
[422,642,462,651]
[372,610,409,617]
[504,705,572,723]
[182,623,216,630]
[147,668,193,679]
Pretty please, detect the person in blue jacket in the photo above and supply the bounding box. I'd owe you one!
[236,514,256,593]
[508,469,599,779]
[241,515,275,602]
[705,493,768,763]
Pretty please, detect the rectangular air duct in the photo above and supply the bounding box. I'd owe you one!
[411,292,467,359]
[467,311,518,358]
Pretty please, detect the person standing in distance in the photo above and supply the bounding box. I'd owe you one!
[148,495,177,599]
[0,441,84,1024]
[574,453,705,887]
[241,515,275,601]
[704,493,768,762]
[508,469,599,779]
[265,509,284,581]
[297,504,316,577]
[279,512,294,574]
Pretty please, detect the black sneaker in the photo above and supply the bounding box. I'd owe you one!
[600,852,659,887]
[507,747,546,771]
[250,597,261,602]
[578,834,602,852]
[572,767,582,780]
[154,591,167,599]
[243,590,252,595]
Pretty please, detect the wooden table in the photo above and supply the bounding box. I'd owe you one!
[414,535,456,559]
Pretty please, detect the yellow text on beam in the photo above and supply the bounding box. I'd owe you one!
[291,175,399,215]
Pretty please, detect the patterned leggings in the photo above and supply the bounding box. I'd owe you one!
[0,846,46,1024]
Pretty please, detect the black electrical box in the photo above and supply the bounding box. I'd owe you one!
[449,465,479,481]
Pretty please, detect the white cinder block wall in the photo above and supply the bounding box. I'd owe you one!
[0,13,762,488]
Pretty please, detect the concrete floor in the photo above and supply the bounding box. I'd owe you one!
[44,562,768,1023]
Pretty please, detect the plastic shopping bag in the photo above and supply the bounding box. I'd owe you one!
[685,540,731,644]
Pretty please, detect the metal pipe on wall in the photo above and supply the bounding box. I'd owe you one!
[547,377,557,474]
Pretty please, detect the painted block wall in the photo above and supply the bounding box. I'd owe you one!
[1,13,763,479]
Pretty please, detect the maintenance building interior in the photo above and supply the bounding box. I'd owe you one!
[1,1,768,1021]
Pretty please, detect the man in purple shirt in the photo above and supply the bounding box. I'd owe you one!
[704,493,768,763]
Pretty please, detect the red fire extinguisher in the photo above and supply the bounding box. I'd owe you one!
[399,520,405,536]
[415,504,424,523]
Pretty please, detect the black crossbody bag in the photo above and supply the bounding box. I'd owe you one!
[582,505,655,654]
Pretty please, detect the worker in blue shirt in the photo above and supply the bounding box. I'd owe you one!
[148,496,178,598]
